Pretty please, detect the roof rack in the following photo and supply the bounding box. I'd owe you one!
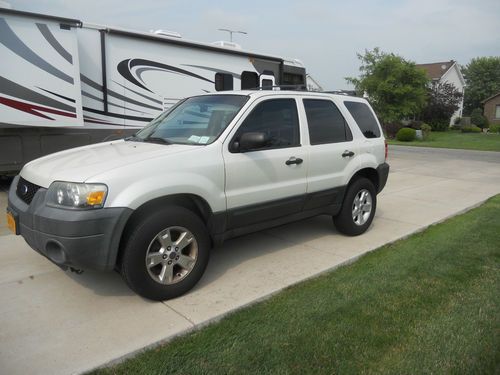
[322,90,359,97]
[248,84,308,91]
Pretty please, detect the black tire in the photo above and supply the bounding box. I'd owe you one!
[333,177,376,236]
[120,206,210,301]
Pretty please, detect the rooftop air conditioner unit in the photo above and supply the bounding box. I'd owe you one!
[212,40,242,49]
[150,29,182,38]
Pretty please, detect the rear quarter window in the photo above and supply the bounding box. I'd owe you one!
[344,101,381,139]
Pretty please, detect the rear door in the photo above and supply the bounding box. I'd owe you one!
[300,97,360,209]
[222,96,308,229]
[343,100,385,164]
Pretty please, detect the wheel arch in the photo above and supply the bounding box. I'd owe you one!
[115,194,216,268]
[348,167,379,192]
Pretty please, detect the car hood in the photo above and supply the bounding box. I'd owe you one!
[21,140,198,188]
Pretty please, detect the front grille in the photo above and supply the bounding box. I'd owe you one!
[16,177,41,205]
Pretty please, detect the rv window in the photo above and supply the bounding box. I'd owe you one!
[261,79,273,90]
[241,71,258,90]
[215,73,234,91]
[283,72,304,86]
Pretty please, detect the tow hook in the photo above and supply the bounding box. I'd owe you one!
[70,267,84,275]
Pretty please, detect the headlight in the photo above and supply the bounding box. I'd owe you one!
[47,182,108,209]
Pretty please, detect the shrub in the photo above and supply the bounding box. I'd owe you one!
[450,124,462,131]
[429,120,449,131]
[489,124,500,133]
[421,123,432,140]
[453,116,461,125]
[471,108,488,129]
[384,122,403,139]
[460,116,471,126]
[461,125,481,133]
[406,120,422,130]
[396,127,417,141]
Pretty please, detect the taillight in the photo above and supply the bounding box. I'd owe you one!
[384,139,388,160]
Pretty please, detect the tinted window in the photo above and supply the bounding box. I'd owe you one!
[241,71,258,89]
[215,73,233,91]
[304,99,352,145]
[344,101,381,138]
[233,99,299,151]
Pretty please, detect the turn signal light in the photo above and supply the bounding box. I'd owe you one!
[87,191,105,206]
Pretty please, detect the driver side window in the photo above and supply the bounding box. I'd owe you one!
[233,99,300,151]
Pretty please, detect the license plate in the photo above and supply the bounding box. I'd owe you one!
[6,211,17,234]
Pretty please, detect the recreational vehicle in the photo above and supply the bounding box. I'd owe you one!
[0,8,306,174]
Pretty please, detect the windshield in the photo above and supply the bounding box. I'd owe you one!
[134,95,249,145]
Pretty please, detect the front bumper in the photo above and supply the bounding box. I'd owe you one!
[7,175,133,271]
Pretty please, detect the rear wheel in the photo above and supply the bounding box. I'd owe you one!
[120,206,210,301]
[333,177,376,236]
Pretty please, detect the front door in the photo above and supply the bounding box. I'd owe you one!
[222,97,307,229]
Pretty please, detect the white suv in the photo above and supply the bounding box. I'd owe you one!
[7,91,389,300]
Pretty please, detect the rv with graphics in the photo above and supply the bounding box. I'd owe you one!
[0,8,306,174]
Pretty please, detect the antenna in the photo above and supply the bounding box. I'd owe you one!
[218,28,247,42]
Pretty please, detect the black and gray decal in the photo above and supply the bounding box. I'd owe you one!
[80,74,162,111]
[117,58,214,93]
[0,76,75,113]
[36,23,73,64]
[182,64,241,79]
[0,18,74,84]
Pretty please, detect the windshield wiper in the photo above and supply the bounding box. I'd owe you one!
[143,136,172,145]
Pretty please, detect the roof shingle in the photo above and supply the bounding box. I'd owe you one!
[416,61,455,80]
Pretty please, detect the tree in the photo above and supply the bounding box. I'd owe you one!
[470,108,488,129]
[462,57,500,115]
[346,48,429,123]
[420,82,463,130]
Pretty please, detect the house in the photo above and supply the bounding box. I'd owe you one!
[416,60,465,125]
[482,92,500,126]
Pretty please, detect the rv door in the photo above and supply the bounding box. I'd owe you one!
[0,11,83,127]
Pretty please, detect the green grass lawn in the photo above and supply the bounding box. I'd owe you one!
[94,196,500,375]
[388,130,500,152]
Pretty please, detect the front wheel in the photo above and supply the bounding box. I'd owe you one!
[120,206,210,301]
[333,178,376,236]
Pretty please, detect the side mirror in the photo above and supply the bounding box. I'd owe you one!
[236,132,269,152]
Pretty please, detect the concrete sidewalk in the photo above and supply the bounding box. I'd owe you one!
[0,146,499,375]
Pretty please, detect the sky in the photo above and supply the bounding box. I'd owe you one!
[4,0,500,90]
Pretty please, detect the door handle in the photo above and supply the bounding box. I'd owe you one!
[342,150,355,158]
[285,157,303,165]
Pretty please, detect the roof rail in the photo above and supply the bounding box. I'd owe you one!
[322,90,359,97]
[248,84,308,91]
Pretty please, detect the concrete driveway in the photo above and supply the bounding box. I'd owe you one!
[1,146,499,375]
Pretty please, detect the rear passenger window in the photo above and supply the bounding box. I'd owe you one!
[303,99,352,145]
[344,101,381,138]
[233,99,299,151]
